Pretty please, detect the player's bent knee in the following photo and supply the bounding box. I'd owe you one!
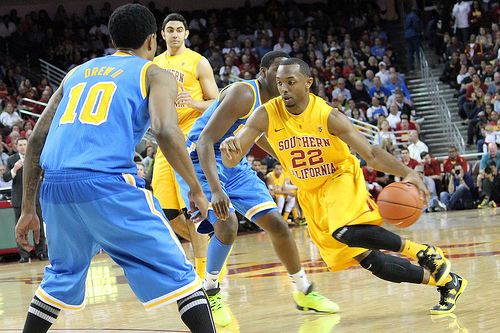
[359,250,423,284]
[332,225,401,252]
[163,209,181,221]
[213,214,239,241]
[256,212,290,236]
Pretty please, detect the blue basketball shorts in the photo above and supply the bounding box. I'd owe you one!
[36,170,201,312]
[175,158,277,234]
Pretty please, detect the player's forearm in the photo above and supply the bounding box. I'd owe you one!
[22,98,59,211]
[191,99,215,113]
[197,139,224,194]
[364,146,414,179]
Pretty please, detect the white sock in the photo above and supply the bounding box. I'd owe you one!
[288,268,310,294]
[203,271,220,291]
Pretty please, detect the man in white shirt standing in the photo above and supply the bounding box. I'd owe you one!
[452,0,471,43]
[408,130,429,162]
[273,36,292,54]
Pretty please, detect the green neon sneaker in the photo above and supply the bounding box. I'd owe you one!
[206,287,231,327]
[293,283,340,314]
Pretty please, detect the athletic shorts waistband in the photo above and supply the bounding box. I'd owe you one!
[44,170,130,182]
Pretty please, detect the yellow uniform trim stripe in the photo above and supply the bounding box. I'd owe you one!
[245,201,277,220]
[143,280,202,311]
[36,287,86,311]
[140,62,154,99]
[61,65,81,94]
[138,188,202,311]
[122,173,136,187]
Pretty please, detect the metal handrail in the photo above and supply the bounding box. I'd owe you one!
[18,98,44,119]
[348,117,380,145]
[39,59,67,87]
[418,49,465,153]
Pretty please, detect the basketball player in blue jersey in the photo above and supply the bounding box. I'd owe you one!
[175,51,338,327]
[15,5,215,333]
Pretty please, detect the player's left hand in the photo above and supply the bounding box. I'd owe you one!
[188,189,209,224]
[175,83,194,108]
[402,170,430,205]
[211,190,230,221]
[15,211,40,252]
[220,136,242,160]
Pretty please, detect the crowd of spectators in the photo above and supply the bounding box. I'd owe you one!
[2,0,500,220]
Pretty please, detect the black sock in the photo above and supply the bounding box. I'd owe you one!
[23,295,60,333]
[177,289,216,333]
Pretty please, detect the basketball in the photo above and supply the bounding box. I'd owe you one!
[377,182,424,228]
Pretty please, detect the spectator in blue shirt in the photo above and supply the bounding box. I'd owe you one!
[405,5,423,71]
[386,74,412,100]
[369,76,391,104]
[440,163,475,210]
[256,38,272,58]
[371,37,386,59]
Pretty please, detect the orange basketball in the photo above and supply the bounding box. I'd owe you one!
[377,182,424,228]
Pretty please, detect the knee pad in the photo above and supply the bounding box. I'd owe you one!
[181,207,191,220]
[332,225,401,252]
[163,209,181,221]
[359,250,423,284]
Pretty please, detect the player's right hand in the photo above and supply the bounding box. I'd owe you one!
[220,136,242,160]
[188,189,209,224]
[402,170,431,205]
[211,190,230,221]
[15,210,40,252]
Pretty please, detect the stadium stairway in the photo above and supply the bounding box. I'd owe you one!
[405,45,476,157]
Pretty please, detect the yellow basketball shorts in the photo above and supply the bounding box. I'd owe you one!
[151,155,185,210]
[298,165,383,272]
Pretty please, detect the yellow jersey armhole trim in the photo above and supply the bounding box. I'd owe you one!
[141,62,154,99]
[61,65,80,95]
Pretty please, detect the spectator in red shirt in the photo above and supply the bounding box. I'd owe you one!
[421,151,442,194]
[362,165,383,199]
[396,113,419,132]
[31,90,51,115]
[442,146,468,173]
[400,147,420,169]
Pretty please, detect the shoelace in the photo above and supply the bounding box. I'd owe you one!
[308,292,329,302]
[208,293,227,310]
[436,286,449,305]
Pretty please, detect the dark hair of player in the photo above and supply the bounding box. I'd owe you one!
[108,4,157,50]
[280,57,312,78]
[260,51,290,69]
[162,13,188,32]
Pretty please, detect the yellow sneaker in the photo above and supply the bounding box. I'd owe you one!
[206,288,231,327]
[430,273,467,315]
[293,283,340,314]
[417,245,451,286]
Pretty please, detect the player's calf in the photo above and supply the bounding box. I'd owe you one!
[22,295,60,333]
[177,289,216,332]
[358,250,424,284]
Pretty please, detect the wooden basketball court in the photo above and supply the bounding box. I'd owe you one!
[0,208,499,332]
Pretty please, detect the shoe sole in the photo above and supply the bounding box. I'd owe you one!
[296,304,339,314]
[434,247,451,286]
[430,277,467,315]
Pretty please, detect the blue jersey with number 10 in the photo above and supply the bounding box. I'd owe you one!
[186,79,261,163]
[41,53,153,174]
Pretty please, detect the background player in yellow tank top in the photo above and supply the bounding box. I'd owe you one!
[152,13,219,278]
[221,58,467,315]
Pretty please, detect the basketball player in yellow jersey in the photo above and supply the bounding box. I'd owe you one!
[221,58,467,315]
[152,13,219,278]
[266,162,298,223]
